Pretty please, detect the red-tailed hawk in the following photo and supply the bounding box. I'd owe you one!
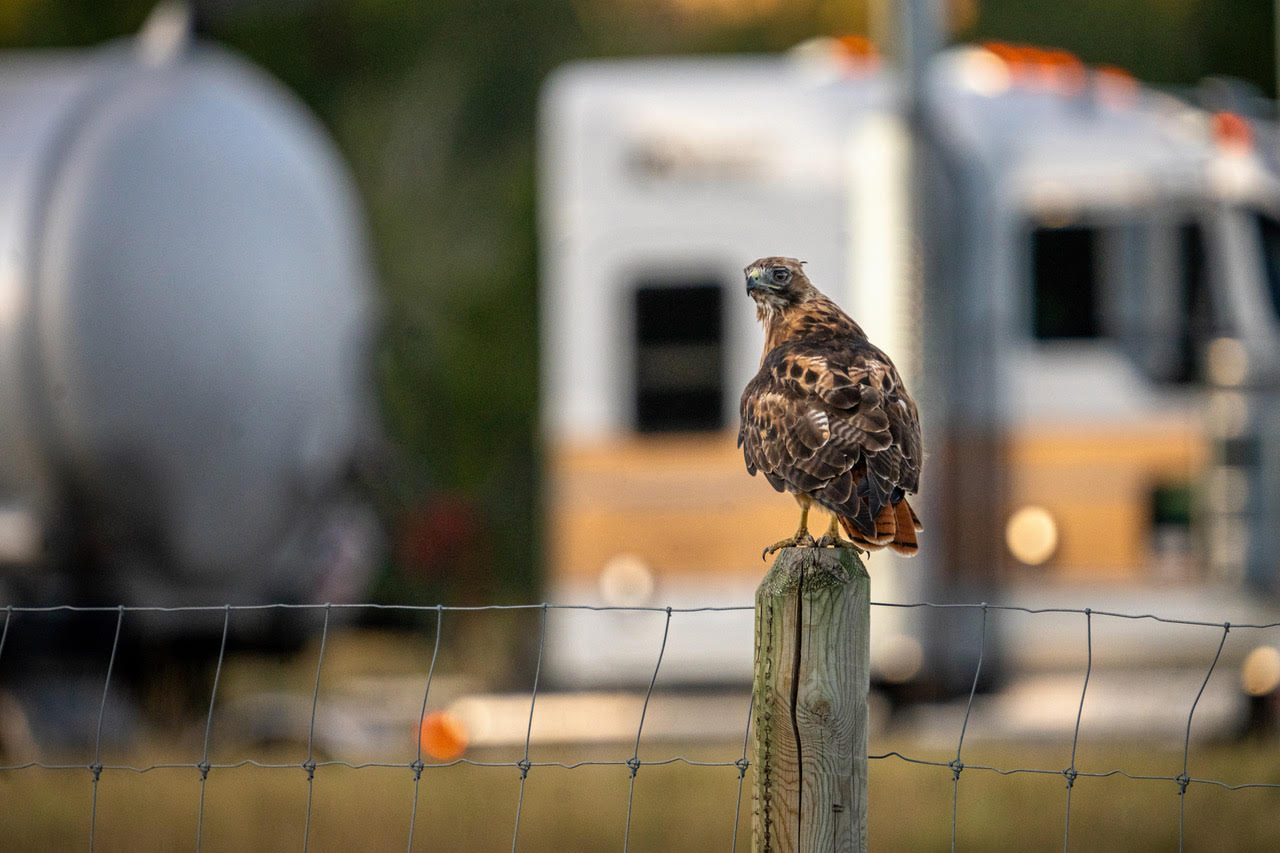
[738,257,922,558]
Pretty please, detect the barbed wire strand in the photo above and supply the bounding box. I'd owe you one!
[951,603,988,853]
[2,750,1271,787]
[730,693,753,852]
[622,607,673,852]
[511,602,549,853]
[195,605,232,852]
[301,603,332,852]
[1177,622,1230,852]
[0,603,752,615]
[1061,608,1091,852]
[6,599,1280,630]
[871,602,1279,630]
[868,750,1280,788]
[407,604,444,853]
[88,606,124,852]
[1,755,750,773]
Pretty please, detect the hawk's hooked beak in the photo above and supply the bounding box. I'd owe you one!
[746,268,773,295]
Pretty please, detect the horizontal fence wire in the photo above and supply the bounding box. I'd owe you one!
[1,599,1279,852]
[1,599,1277,629]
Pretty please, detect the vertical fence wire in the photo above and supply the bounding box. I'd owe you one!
[951,604,988,853]
[89,606,125,852]
[1061,608,1091,853]
[1177,622,1230,852]
[511,603,549,853]
[0,606,12,669]
[195,605,232,852]
[623,607,673,852]
[407,604,444,853]
[730,694,753,853]
[301,604,333,852]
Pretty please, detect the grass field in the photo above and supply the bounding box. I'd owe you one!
[3,739,1279,851]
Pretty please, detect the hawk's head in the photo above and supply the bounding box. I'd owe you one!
[744,257,812,319]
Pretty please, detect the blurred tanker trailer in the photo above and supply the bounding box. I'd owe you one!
[0,9,381,633]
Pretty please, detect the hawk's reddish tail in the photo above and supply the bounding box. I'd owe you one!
[840,499,922,556]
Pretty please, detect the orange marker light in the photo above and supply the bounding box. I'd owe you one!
[980,42,1086,95]
[982,42,1034,87]
[980,41,1019,63]
[419,710,470,761]
[1041,50,1086,95]
[1095,65,1139,107]
[833,34,881,72]
[836,34,877,58]
[1212,111,1253,154]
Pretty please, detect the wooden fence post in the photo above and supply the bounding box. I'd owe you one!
[752,546,870,853]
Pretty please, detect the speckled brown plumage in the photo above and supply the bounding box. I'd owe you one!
[738,257,923,556]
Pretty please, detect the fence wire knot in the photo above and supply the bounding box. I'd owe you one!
[1175,773,1191,796]
[626,756,641,778]
[1062,767,1078,789]
[88,762,103,783]
[197,760,211,782]
[301,759,316,782]
[948,759,964,780]
[734,757,750,779]
[410,759,425,782]
[517,758,532,780]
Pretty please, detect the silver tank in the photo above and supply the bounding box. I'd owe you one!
[0,12,379,610]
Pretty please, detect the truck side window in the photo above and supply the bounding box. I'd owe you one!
[634,282,724,432]
[1256,213,1280,319]
[1031,226,1100,339]
[1173,223,1210,383]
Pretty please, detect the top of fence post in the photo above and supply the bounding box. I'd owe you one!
[752,546,870,853]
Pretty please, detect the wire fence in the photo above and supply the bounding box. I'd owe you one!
[0,600,1278,851]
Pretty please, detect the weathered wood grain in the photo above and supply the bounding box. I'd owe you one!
[752,547,869,853]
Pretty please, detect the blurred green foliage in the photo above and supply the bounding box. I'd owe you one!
[0,0,1273,603]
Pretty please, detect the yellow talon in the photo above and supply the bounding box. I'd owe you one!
[761,499,816,560]
[814,514,857,550]
[762,531,815,560]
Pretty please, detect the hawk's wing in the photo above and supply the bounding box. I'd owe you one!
[738,338,921,537]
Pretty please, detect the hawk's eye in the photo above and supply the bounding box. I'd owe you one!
[771,267,791,284]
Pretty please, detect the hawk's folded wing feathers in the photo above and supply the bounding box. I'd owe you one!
[739,339,921,539]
